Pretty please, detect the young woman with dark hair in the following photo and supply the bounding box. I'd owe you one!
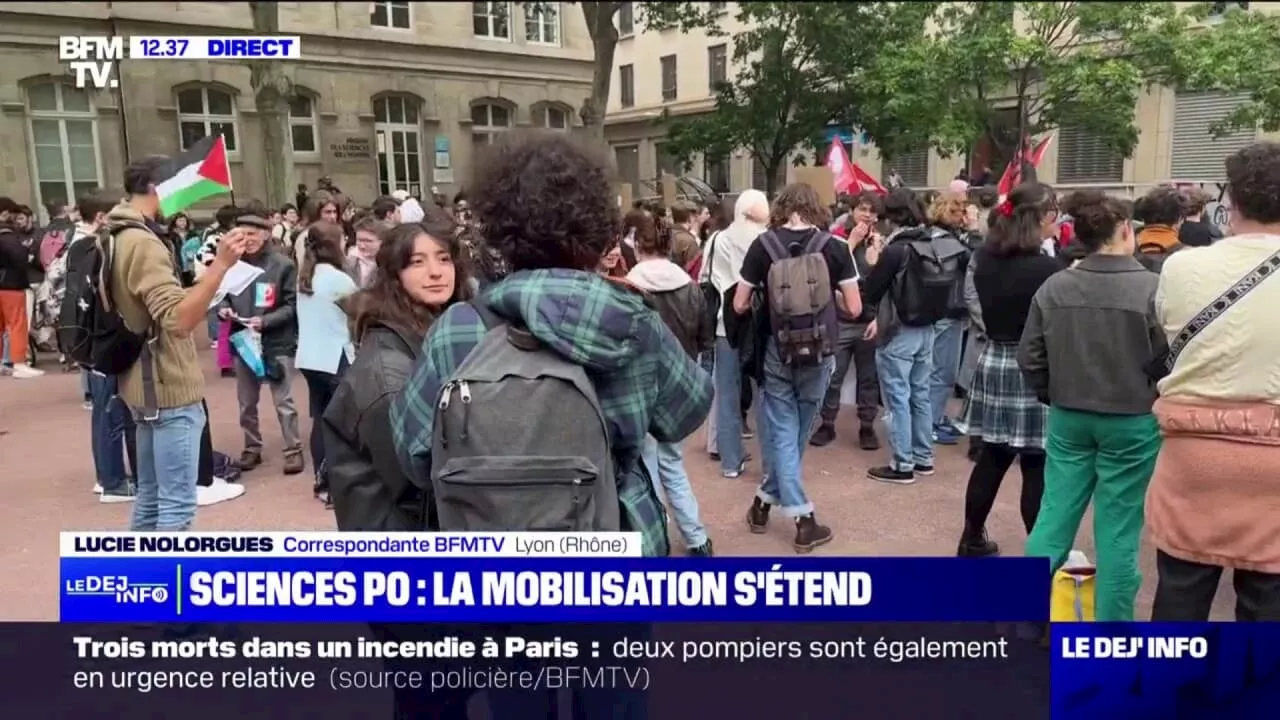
[295,221,359,506]
[324,211,473,530]
[1018,190,1163,620]
[324,209,474,720]
[955,181,1061,557]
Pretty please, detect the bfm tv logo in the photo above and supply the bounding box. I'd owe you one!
[65,576,169,603]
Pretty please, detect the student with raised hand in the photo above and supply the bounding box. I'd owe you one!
[1018,190,1163,621]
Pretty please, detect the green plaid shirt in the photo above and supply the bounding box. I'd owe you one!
[390,269,713,556]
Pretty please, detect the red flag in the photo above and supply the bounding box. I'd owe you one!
[997,135,1052,200]
[850,162,887,195]
[825,139,857,195]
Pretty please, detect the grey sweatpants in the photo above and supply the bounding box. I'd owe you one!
[234,355,302,453]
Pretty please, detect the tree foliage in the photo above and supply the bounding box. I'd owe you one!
[660,3,855,196]
[924,1,1184,172]
[1139,2,1280,136]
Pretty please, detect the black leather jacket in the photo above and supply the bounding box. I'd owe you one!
[322,322,431,531]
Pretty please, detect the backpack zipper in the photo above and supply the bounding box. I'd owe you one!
[458,380,472,440]
[437,381,455,448]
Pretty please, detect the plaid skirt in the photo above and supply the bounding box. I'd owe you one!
[955,340,1047,449]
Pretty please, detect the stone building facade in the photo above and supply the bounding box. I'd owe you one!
[0,1,593,218]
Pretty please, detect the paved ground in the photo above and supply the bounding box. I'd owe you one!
[0,347,1234,620]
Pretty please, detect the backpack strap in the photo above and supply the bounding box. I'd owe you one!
[801,229,828,255]
[104,221,161,420]
[758,230,788,262]
[470,297,503,330]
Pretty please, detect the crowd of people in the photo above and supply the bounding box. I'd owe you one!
[3,130,1278,632]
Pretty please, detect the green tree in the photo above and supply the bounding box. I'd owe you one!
[248,0,294,208]
[1140,2,1280,136]
[660,3,852,197]
[926,1,1186,181]
[819,3,965,168]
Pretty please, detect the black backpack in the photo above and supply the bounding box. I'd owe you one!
[892,227,970,327]
[57,221,150,375]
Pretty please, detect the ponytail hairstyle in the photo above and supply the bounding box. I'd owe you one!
[297,221,347,295]
[1061,190,1132,253]
[986,182,1057,257]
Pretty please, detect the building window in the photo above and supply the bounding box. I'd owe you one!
[618,2,634,35]
[655,142,683,179]
[539,105,571,130]
[288,96,318,154]
[614,145,640,192]
[619,64,635,108]
[177,87,237,153]
[704,153,730,194]
[374,95,422,197]
[660,54,678,102]
[1055,124,1123,184]
[24,83,101,212]
[525,2,560,45]
[891,147,929,188]
[473,1,511,40]
[471,103,512,155]
[1171,91,1254,181]
[370,1,411,29]
[707,44,727,93]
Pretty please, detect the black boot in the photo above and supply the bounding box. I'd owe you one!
[794,514,834,553]
[746,497,771,533]
[809,422,836,447]
[957,526,1000,557]
[858,423,880,451]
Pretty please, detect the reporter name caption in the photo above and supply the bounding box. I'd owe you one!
[59,36,301,89]
[70,633,1010,694]
[60,533,1050,622]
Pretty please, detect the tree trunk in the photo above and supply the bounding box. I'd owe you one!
[249,1,293,208]
[1015,96,1036,184]
[579,2,620,145]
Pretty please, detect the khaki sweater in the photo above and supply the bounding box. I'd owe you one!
[107,203,205,410]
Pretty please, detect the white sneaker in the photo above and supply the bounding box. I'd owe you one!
[197,476,246,506]
[93,483,103,494]
[10,363,43,379]
[82,400,94,411]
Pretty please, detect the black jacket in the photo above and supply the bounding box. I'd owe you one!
[217,248,299,358]
[1178,219,1223,248]
[625,259,714,358]
[0,227,37,290]
[323,323,431,531]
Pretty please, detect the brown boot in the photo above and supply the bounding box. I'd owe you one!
[793,514,833,554]
[746,497,771,534]
[239,449,262,471]
[283,450,305,476]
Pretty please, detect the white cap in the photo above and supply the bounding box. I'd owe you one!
[390,189,410,202]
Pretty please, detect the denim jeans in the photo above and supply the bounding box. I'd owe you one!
[131,402,205,531]
[876,325,935,472]
[712,337,746,474]
[206,308,220,345]
[642,436,707,548]
[756,340,834,517]
[87,372,136,492]
[931,318,964,430]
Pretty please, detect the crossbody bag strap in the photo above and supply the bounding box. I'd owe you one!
[106,222,161,421]
[1166,247,1280,371]
[701,230,721,284]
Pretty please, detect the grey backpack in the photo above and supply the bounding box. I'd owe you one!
[761,229,836,366]
[430,305,620,532]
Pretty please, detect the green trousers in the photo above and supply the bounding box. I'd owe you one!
[1025,406,1161,621]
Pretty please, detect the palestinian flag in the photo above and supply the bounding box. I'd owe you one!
[157,135,233,217]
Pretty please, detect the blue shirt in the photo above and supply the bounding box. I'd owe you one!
[295,264,357,374]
